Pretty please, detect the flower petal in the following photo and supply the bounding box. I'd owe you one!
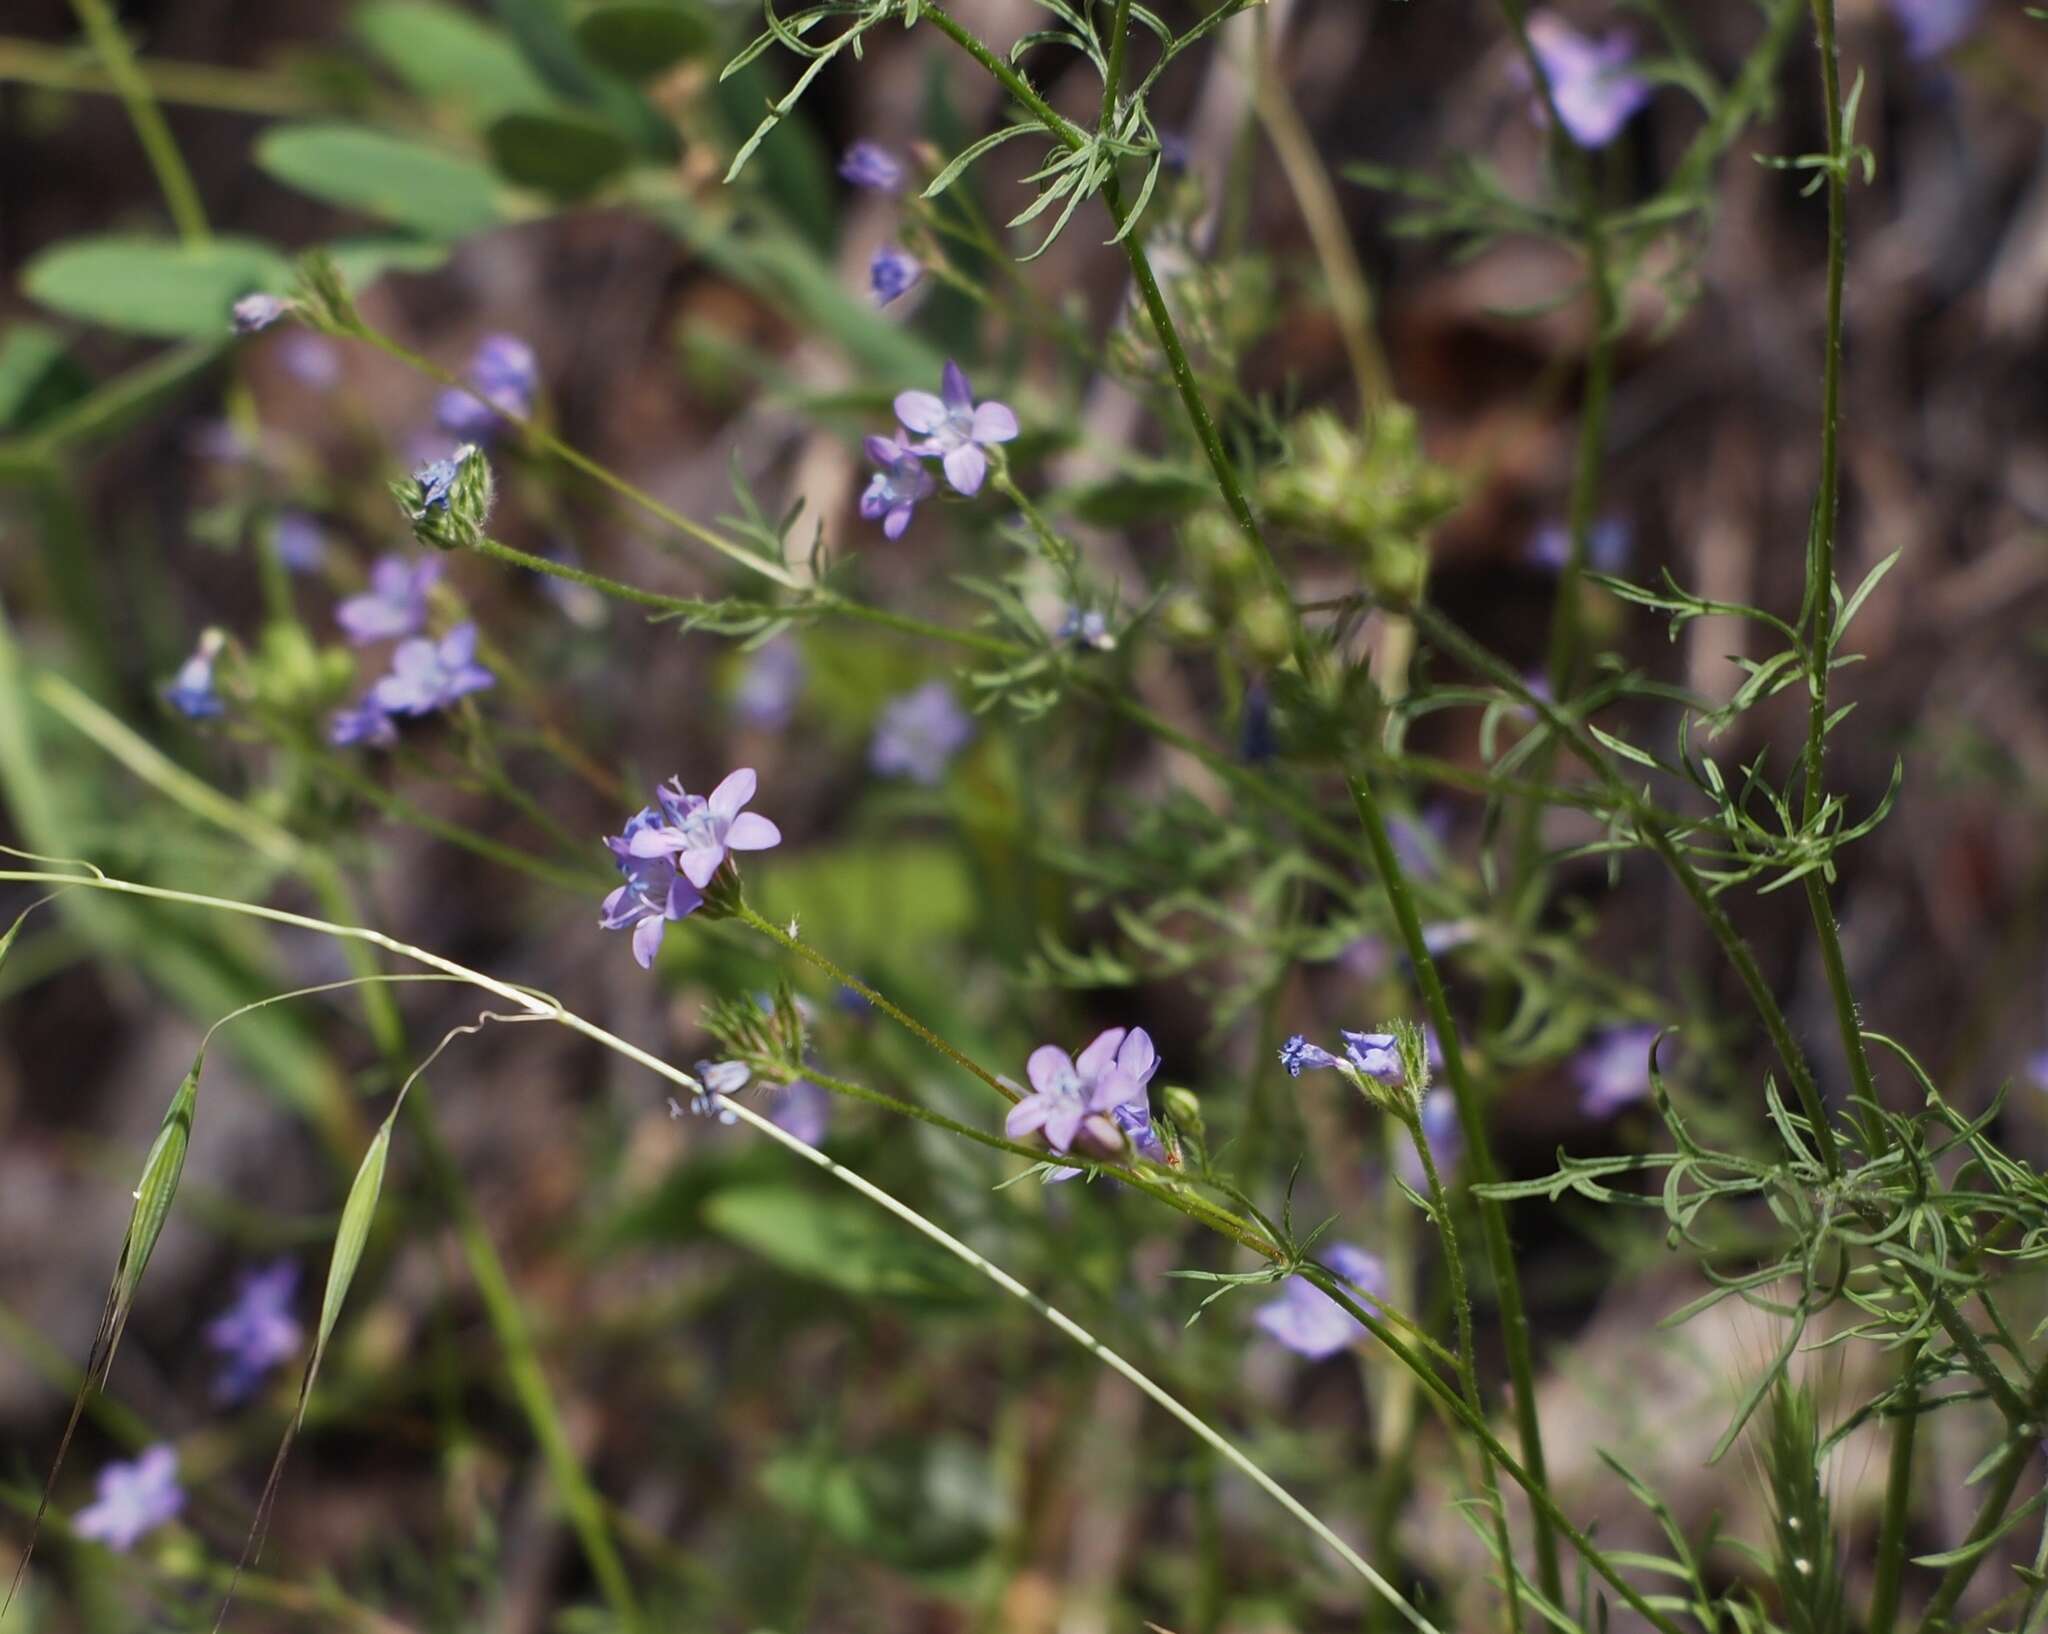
[631,914,665,968]
[627,827,682,858]
[678,846,724,889]
[971,400,1019,442]
[1006,1096,1051,1139]
[725,812,781,851]
[940,360,973,413]
[942,442,987,496]
[1027,1045,1076,1096]
[894,391,949,435]
[666,878,704,919]
[1074,1028,1127,1082]
[707,766,757,819]
[1043,1100,1084,1153]
[1116,1027,1157,1085]
[884,504,912,540]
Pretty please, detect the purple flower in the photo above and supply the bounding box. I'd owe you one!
[1342,1031,1405,1085]
[894,361,1020,497]
[734,637,804,729]
[1049,1028,1166,1177]
[1340,935,1390,983]
[679,1060,747,1123]
[412,449,467,516]
[273,510,326,572]
[871,681,973,784]
[327,699,397,748]
[1279,1034,1341,1077]
[625,768,783,890]
[839,141,905,192]
[1388,808,1447,880]
[1524,13,1651,148]
[369,622,496,716]
[1527,516,1631,574]
[2026,1050,2048,1093]
[1254,1244,1387,1360]
[870,244,924,306]
[1007,1027,1157,1158]
[1885,0,1982,58]
[231,293,287,333]
[1058,607,1114,651]
[163,633,225,719]
[73,1445,183,1552]
[765,1078,831,1145]
[1420,921,1474,956]
[279,333,341,390]
[337,555,440,646]
[204,1260,303,1403]
[602,805,704,968]
[1396,1089,1463,1191]
[1573,1023,1662,1118]
[860,434,938,540]
[436,333,539,439]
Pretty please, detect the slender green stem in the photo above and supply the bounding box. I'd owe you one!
[65,0,209,245]
[1803,0,1848,837]
[1869,1343,1920,1634]
[1098,0,1134,131]
[0,36,315,115]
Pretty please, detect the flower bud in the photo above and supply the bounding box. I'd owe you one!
[1162,1085,1204,1140]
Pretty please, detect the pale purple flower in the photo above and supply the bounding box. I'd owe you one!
[369,622,495,715]
[1388,808,1447,880]
[860,434,938,540]
[1573,1023,1661,1117]
[1421,921,1475,956]
[205,1260,302,1402]
[1524,13,1651,148]
[1254,1244,1387,1360]
[73,1445,183,1552]
[337,555,440,646]
[1279,1034,1341,1077]
[1342,1031,1405,1085]
[231,293,286,333]
[1058,607,1114,651]
[273,510,325,572]
[602,805,703,968]
[871,681,973,783]
[1050,1028,1165,1177]
[163,633,224,719]
[1396,1089,1463,1191]
[765,1078,831,1145]
[626,768,782,890]
[1527,516,1631,574]
[734,637,804,729]
[1886,0,1982,58]
[436,333,539,439]
[1340,935,1390,983]
[279,333,341,390]
[839,141,905,191]
[895,361,1019,497]
[327,699,397,748]
[681,1060,747,1123]
[1008,1027,1157,1158]
[2026,1050,2048,1093]
[870,244,923,305]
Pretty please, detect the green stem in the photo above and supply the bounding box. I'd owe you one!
[0,37,316,116]
[1869,1343,1920,1634]
[65,0,209,245]
[1803,0,1847,837]
[1097,0,1134,131]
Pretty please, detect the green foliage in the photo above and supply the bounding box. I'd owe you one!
[20,236,291,339]
[256,123,506,237]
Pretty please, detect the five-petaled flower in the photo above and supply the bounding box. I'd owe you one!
[871,681,973,784]
[337,554,441,646]
[73,1445,184,1552]
[626,768,783,890]
[370,623,495,716]
[1572,1023,1662,1118]
[1523,12,1651,149]
[602,805,704,968]
[860,434,938,540]
[163,632,225,719]
[870,244,923,306]
[896,361,1019,497]
[839,141,905,192]
[1254,1245,1386,1360]
[205,1260,303,1403]
[1007,1027,1157,1160]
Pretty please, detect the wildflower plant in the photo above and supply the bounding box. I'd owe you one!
[5,0,2045,1631]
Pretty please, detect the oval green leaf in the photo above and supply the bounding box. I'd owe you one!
[257,123,504,239]
[574,3,714,78]
[21,235,292,339]
[484,109,633,200]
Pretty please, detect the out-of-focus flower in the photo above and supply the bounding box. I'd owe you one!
[1527,516,1631,574]
[895,361,1019,497]
[1058,607,1115,651]
[1008,1027,1157,1158]
[1254,1244,1386,1360]
[870,244,923,305]
[685,1059,748,1123]
[839,141,905,191]
[163,632,225,719]
[1240,681,1275,764]
[871,681,973,783]
[1387,808,1446,880]
[436,333,539,439]
[1340,935,1390,984]
[273,510,326,572]
[860,434,938,540]
[326,699,397,749]
[602,805,703,968]
[337,555,440,646]
[1523,13,1651,148]
[1342,1030,1404,1085]
[231,294,287,333]
[765,1078,830,1145]
[1885,0,1982,58]
[626,768,782,890]
[73,1446,183,1551]
[279,333,341,390]
[204,1261,302,1403]
[734,637,804,729]
[1279,1035,1341,1077]
[1573,1023,1662,1117]
[1421,921,1475,957]
[369,623,495,716]
[2026,1050,2048,1092]
[1396,1088,1463,1191]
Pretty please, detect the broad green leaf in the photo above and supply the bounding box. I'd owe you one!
[574,2,714,77]
[703,1184,979,1303]
[484,109,633,198]
[353,0,556,120]
[20,235,291,339]
[257,124,504,238]
[0,325,90,431]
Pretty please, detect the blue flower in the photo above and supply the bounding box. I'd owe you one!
[273,510,326,572]
[682,1060,749,1123]
[327,699,397,748]
[1885,0,1981,58]
[626,768,783,890]
[1279,1035,1340,1077]
[894,361,1019,497]
[1573,1024,1662,1118]
[765,1078,830,1145]
[369,623,495,716]
[1008,1027,1156,1159]
[204,1261,302,1403]
[412,449,469,517]
[859,433,937,540]
[1523,13,1651,148]
[231,293,286,333]
[870,244,924,306]
[602,805,704,968]
[733,636,804,730]
[163,633,225,719]
[73,1445,183,1552]
[1058,607,1114,651]
[1526,516,1630,574]
[279,334,340,390]
[338,554,440,646]
[1253,1245,1386,1360]
[1341,1031,1404,1085]
[870,681,973,784]
[839,141,905,192]
[1239,681,1275,764]
[436,333,539,439]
